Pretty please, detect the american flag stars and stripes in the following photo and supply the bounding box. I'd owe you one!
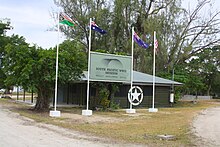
[154,38,159,54]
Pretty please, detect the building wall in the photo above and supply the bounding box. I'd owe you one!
[114,85,170,108]
[58,83,171,108]
[58,83,86,106]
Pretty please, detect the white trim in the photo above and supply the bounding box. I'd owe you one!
[90,51,132,58]
[89,79,130,83]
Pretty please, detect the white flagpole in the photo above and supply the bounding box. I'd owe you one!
[54,12,60,112]
[152,31,156,109]
[126,27,135,114]
[86,18,92,110]
[82,18,92,116]
[130,27,134,109]
[50,7,61,117]
[149,31,158,112]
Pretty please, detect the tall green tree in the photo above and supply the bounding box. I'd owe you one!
[188,46,220,95]
[54,0,220,97]
[3,39,86,111]
[0,20,12,90]
[55,0,111,52]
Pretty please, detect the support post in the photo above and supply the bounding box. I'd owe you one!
[23,90,25,102]
[31,89,34,103]
[17,86,19,100]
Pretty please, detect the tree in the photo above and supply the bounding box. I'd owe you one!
[0,20,12,90]
[54,0,220,98]
[54,0,111,52]
[188,46,220,95]
[3,39,86,111]
[160,0,220,71]
[212,72,220,97]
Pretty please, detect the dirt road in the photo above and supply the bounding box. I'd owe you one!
[0,106,142,147]
[193,107,220,147]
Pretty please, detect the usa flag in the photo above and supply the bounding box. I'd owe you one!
[154,38,159,54]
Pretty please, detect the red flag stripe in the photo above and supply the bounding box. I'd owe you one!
[155,39,158,49]
[60,13,74,23]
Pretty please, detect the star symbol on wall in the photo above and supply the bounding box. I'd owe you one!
[128,86,144,106]
[131,88,141,101]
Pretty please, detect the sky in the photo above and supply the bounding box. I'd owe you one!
[0,0,63,48]
[0,0,219,49]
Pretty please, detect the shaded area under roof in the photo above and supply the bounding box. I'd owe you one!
[80,71,182,86]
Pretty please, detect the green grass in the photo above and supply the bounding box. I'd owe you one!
[0,98,220,146]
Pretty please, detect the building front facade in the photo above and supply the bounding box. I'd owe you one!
[56,71,182,108]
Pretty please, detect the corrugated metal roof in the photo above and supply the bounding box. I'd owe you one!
[133,71,182,85]
[81,71,182,86]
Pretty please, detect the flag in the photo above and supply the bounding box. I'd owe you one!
[91,21,107,34]
[133,32,149,49]
[154,38,159,54]
[59,13,76,27]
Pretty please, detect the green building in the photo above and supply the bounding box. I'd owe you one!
[57,71,182,108]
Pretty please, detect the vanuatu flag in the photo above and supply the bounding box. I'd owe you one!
[59,13,76,27]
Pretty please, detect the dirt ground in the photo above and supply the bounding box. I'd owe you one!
[0,104,144,147]
[192,106,220,147]
[1,99,220,146]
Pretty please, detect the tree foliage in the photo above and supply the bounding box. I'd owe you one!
[3,38,86,111]
[0,20,12,90]
[1,0,220,112]
[54,0,220,97]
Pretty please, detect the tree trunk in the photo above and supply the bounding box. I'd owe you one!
[34,86,51,111]
[207,85,211,96]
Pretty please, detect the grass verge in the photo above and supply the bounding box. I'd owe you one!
[0,98,219,146]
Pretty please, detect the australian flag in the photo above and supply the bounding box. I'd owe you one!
[91,21,107,34]
[133,32,149,49]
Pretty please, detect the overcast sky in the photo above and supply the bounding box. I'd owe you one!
[0,0,219,49]
[0,0,62,48]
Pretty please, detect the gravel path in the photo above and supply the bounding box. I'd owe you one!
[0,106,143,147]
[192,107,220,147]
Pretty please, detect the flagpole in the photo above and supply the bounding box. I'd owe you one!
[82,18,92,116]
[54,12,60,112]
[87,18,92,110]
[149,31,158,112]
[152,31,156,109]
[50,7,61,117]
[130,27,134,109]
[126,27,135,114]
